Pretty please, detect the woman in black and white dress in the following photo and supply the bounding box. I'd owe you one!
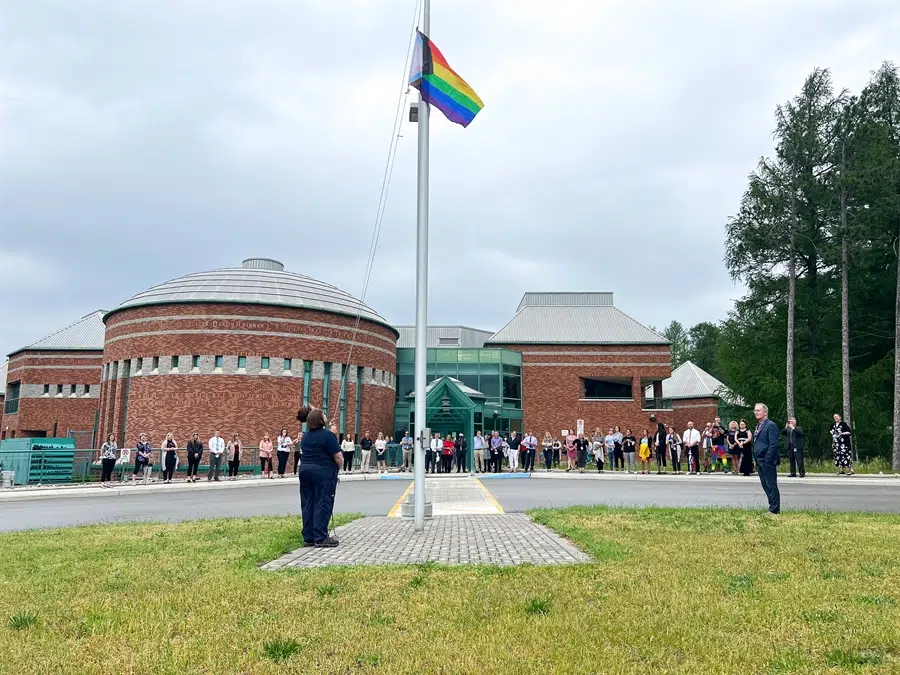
[830,414,855,475]
[736,419,754,476]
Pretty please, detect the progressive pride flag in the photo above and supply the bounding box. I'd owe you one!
[408,31,484,127]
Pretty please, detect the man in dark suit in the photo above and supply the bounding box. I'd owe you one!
[753,403,781,515]
[782,417,805,477]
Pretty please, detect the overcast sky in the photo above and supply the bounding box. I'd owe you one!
[2,0,899,360]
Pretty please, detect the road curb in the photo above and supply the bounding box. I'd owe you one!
[0,473,385,503]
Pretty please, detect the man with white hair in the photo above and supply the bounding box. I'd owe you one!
[753,402,781,515]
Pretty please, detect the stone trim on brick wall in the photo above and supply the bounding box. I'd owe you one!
[19,383,99,399]
[98,356,391,382]
[525,362,672,367]
[520,350,670,356]
[9,364,100,370]
[107,313,397,348]
[104,329,396,357]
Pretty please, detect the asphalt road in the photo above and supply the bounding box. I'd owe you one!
[1,476,898,532]
[0,481,409,532]
[484,476,900,513]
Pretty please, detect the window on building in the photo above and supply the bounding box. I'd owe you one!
[261,356,270,370]
[56,384,64,395]
[322,362,331,417]
[339,364,347,433]
[502,374,521,408]
[152,356,159,371]
[192,355,201,369]
[438,336,460,347]
[397,374,414,402]
[171,355,179,370]
[237,355,247,369]
[43,384,50,395]
[214,355,223,368]
[284,358,292,371]
[582,377,632,399]
[479,374,501,401]
[70,384,77,395]
[355,365,363,438]
[4,381,20,415]
[84,384,91,396]
[302,361,312,406]
[136,357,143,372]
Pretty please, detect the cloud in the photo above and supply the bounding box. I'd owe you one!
[0,0,898,358]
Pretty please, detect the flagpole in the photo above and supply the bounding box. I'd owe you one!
[413,0,430,532]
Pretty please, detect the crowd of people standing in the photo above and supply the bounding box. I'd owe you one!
[94,412,857,488]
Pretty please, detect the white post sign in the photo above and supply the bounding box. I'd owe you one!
[576,419,584,435]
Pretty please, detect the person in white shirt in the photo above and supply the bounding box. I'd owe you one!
[340,433,356,474]
[207,431,225,482]
[682,422,701,475]
[374,432,388,474]
[522,432,538,472]
[429,432,442,474]
[276,428,293,478]
[473,431,485,473]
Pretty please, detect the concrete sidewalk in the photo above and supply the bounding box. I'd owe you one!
[2,467,896,503]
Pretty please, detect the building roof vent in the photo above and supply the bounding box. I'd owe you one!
[241,258,284,271]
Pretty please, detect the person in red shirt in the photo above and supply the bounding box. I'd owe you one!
[442,435,455,473]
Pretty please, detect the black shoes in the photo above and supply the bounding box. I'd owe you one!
[315,537,339,548]
[302,541,315,548]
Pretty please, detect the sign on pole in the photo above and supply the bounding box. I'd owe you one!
[576,419,584,435]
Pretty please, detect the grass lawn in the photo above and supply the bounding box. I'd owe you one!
[1,509,899,674]
[802,457,896,475]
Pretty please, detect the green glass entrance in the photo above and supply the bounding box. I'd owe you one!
[394,347,524,445]
[410,376,482,472]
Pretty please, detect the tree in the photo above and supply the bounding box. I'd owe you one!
[662,321,690,368]
[856,62,900,469]
[687,322,721,377]
[721,64,899,461]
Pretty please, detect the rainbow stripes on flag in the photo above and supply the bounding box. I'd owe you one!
[409,31,483,127]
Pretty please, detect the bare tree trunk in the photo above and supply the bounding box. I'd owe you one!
[786,183,797,420]
[840,143,852,426]
[893,227,900,472]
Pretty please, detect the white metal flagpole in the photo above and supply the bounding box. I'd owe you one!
[413,0,431,532]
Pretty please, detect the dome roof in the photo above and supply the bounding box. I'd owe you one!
[106,258,394,331]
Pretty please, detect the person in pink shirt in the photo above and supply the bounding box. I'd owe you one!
[565,430,578,472]
[259,433,274,479]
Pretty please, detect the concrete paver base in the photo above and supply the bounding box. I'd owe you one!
[261,514,590,569]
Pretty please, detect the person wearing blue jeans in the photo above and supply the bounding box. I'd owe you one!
[753,402,781,515]
[297,406,343,547]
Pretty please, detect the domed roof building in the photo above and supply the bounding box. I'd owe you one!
[99,259,397,449]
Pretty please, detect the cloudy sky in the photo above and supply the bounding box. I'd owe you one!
[2,0,899,359]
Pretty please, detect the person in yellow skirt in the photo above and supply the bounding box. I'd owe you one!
[638,428,653,474]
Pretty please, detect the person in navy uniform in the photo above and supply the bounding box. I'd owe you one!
[753,402,781,515]
[297,406,344,547]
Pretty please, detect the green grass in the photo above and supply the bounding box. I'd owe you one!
[803,457,896,474]
[1,509,899,674]
[8,611,38,631]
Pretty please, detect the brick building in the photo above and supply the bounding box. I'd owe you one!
[4,278,740,452]
[1,311,104,446]
[486,293,673,436]
[99,258,397,447]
